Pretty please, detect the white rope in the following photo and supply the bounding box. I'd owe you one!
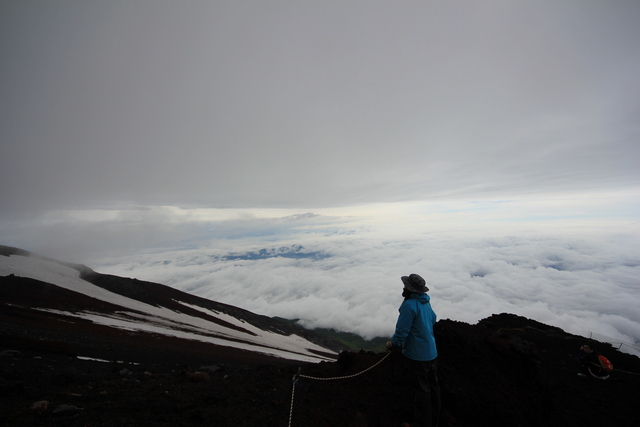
[288,352,391,426]
[288,370,299,427]
[299,351,391,381]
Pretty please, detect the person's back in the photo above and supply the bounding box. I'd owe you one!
[393,292,437,361]
[387,274,440,427]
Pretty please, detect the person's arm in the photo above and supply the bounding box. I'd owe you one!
[390,301,415,348]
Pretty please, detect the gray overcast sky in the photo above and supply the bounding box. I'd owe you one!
[1,0,639,217]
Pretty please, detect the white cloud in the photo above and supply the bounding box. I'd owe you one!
[87,207,640,347]
[2,192,638,346]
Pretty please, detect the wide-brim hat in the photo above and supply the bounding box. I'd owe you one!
[401,274,429,293]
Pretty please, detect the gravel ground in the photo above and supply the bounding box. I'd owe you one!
[1,308,639,427]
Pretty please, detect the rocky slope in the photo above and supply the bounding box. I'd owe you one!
[0,245,347,364]
[2,311,639,426]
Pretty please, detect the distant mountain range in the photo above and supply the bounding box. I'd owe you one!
[0,245,346,365]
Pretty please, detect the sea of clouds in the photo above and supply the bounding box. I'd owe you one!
[90,211,640,349]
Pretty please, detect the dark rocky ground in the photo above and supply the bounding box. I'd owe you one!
[1,310,639,427]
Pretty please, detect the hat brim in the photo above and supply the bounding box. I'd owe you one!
[401,276,429,293]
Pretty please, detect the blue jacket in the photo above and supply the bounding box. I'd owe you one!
[391,293,438,361]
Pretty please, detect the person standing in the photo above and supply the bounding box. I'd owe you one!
[386,274,441,427]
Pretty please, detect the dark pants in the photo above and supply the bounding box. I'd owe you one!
[407,357,441,427]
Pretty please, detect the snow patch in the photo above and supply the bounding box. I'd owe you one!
[1,254,336,362]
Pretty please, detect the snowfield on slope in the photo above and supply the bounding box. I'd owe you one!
[0,254,336,363]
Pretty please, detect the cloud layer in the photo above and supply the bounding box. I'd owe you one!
[83,210,640,348]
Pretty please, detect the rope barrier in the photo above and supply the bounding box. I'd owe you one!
[588,331,640,357]
[496,326,640,376]
[496,327,640,358]
[288,351,391,427]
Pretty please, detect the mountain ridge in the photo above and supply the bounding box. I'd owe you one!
[0,245,347,363]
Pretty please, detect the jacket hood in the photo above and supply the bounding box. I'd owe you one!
[408,293,431,304]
